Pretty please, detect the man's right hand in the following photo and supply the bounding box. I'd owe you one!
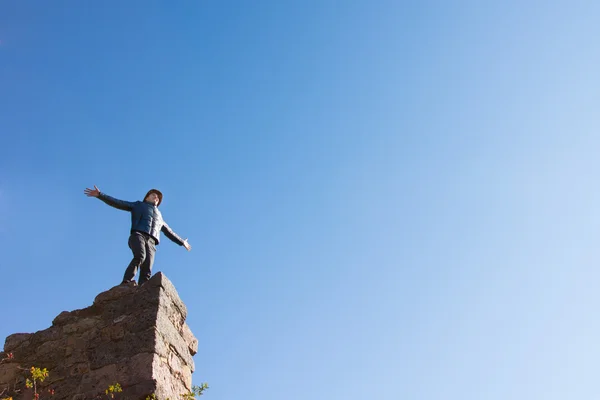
[84,185,101,197]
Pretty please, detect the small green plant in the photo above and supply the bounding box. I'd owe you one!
[25,367,49,400]
[182,383,209,399]
[105,383,123,399]
[144,383,209,400]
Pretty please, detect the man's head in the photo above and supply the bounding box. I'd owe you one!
[144,189,163,206]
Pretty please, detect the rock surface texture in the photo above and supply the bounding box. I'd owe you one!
[0,273,198,400]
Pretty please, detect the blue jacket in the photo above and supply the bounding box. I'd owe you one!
[98,192,185,245]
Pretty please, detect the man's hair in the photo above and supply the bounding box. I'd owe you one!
[144,189,163,206]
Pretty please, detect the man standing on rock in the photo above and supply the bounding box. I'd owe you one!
[84,185,192,286]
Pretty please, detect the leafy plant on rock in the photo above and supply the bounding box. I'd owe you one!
[25,367,52,400]
[105,383,123,399]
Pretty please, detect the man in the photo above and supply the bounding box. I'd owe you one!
[84,185,191,286]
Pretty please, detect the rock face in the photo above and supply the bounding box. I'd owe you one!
[0,273,198,400]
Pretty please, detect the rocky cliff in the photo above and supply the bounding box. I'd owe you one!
[0,273,198,400]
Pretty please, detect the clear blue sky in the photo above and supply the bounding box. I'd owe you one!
[1,1,600,399]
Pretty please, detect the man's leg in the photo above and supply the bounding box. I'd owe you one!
[122,232,146,284]
[138,237,156,285]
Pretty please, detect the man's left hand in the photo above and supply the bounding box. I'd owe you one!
[183,239,192,251]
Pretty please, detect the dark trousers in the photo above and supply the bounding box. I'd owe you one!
[123,231,156,285]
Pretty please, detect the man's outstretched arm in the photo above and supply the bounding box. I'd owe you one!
[161,223,192,251]
[84,185,135,211]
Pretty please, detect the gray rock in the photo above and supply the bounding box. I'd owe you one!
[3,333,32,352]
[0,273,199,400]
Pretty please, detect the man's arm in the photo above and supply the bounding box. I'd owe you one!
[84,185,135,211]
[161,223,192,251]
